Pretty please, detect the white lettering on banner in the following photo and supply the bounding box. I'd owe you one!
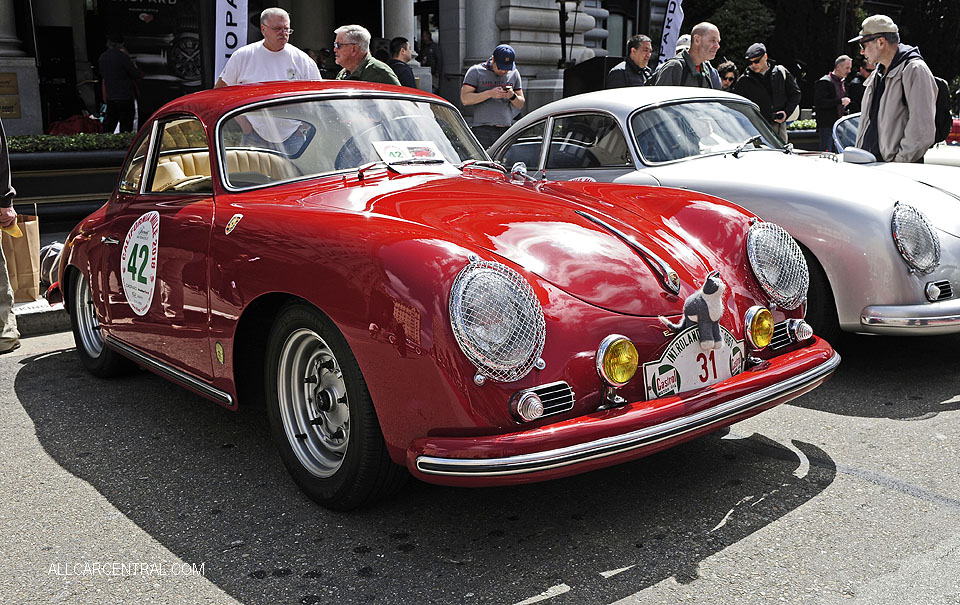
[658,0,685,66]
[216,0,248,80]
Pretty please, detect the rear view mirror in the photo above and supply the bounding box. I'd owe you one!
[841,146,877,164]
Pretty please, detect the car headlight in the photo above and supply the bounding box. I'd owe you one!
[891,202,939,274]
[746,221,809,310]
[449,259,546,383]
[744,306,774,350]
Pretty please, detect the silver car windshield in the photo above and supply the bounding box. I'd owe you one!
[219,97,487,188]
[630,100,783,164]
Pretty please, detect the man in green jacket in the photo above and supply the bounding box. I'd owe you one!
[653,22,721,89]
[333,24,401,86]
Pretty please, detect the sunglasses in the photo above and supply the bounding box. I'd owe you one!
[333,41,357,49]
[747,56,763,65]
[858,34,882,49]
[722,75,735,82]
[266,26,294,34]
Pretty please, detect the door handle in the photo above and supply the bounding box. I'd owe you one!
[101,236,120,245]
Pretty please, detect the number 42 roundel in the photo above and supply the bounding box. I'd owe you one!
[120,211,160,316]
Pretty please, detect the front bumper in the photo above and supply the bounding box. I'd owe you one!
[410,338,838,486]
[860,297,960,335]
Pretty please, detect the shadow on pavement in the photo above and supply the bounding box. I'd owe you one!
[788,333,960,420]
[17,348,837,605]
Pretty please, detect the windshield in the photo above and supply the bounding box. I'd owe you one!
[219,97,487,188]
[630,100,783,164]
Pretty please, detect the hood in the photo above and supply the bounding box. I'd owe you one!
[318,173,745,316]
[887,44,923,74]
[646,149,960,240]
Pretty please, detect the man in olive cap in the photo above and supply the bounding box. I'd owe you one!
[850,14,937,162]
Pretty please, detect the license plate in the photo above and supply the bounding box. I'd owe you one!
[642,325,745,400]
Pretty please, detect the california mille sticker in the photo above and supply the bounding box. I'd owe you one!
[642,325,744,400]
[120,211,160,316]
[225,213,243,235]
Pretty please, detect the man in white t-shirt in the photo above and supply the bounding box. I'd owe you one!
[215,7,320,88]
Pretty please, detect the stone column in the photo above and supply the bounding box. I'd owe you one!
[0,0,26,57]
[382,0,430,90]
[465,1,499,65]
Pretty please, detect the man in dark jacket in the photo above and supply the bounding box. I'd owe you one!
[845,60,874,114]
[606,34,653,88]
[813,55,852,151]
[98,34,141,133]
[732,43,801,142]
[387,37,417,89]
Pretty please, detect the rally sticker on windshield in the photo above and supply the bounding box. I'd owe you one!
[642,325,744,400]
[120,211,160,316]
[372,140,443,164]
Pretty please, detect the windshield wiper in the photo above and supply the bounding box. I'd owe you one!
[390,158,446,165]
[732,135,763,158]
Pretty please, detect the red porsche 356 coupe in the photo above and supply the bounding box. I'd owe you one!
[59,81,838,509]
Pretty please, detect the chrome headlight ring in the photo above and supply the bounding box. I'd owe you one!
[746,221,809,310]
[891,202,940,275]
[449,259,546,383]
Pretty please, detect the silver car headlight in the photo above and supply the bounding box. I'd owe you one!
[746,221,809,310]
[891,202,940,274]
[449,259,546,383]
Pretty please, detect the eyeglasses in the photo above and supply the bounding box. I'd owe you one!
[747,57,763,65]
[333,41,357,49]
[722,75,735,82]
[266,26,293,34]
[858,34,882,49]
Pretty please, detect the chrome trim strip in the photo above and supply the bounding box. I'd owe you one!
[861,298,960,328]
[416,351,840,477]
[105,336,233,405]
[575,210,681,295]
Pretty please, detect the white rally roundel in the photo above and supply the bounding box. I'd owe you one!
[120,211,160,316]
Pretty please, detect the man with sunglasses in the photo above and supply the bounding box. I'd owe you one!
[731,43,800,143]
[845,60,875,114]
[850,15,937,163]
[813,55,852,152]
[216,8,320,88]
[333,24,401,86]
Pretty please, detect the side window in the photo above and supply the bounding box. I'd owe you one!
[499,121,545,169]
[148,117,213,193]
[546,114,633,170]
[118,134,151,194]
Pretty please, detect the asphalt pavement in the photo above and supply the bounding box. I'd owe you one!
[2,331,959,605]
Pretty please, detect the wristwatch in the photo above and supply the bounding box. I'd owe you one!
[509,93,518,101]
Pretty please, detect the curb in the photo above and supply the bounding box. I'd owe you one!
[13,299,72,337]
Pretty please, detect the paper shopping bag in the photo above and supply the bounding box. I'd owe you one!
[1,214,41,302]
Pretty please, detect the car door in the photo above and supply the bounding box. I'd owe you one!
[495,120,548,178]
[98,115,215,380]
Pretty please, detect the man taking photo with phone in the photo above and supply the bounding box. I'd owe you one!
[460,44,524,148]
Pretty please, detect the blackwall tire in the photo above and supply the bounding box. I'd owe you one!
[265,302,406,510]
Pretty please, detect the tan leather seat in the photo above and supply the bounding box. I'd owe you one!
[157,150,298,183]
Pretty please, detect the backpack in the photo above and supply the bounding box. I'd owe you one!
[933,76,952,144]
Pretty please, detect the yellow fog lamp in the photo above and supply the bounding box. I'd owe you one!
[745,306,774,350]
[596,334,639,387]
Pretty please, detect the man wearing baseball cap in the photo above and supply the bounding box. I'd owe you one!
[460,44,525,148]
[731,42,801,143]
[850,14,937,162]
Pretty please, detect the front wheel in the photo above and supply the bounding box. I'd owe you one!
[68,270,134,377]
[802,249,842,344]
[264,303,406,510]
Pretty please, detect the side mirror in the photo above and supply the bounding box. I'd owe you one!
[511,161,529,180]
[841,146,877,164]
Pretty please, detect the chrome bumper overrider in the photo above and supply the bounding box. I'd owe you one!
[415,351,840,477]
[861,298,960,332]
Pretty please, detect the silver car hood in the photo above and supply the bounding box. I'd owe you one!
[642,150,960,240]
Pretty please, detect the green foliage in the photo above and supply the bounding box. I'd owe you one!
[788,119,817,130]
[708,0,776,65]
[7,132,136,153]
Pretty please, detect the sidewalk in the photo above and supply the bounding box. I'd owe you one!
[13,297,71,337]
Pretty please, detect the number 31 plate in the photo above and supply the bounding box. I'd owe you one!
[642,325,744,400]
